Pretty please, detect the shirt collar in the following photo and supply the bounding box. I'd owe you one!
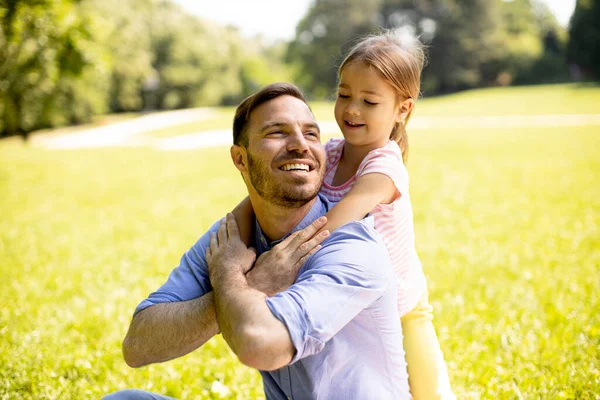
[253,193,331,253]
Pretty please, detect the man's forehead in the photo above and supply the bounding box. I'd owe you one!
[249,95,316,130]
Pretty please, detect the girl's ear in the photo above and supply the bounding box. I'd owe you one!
[396,98,415,123]
[230,145,248,172]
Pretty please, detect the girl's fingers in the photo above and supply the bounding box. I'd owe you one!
[210,232,218,250]
[217,217,228,244]
[296,244,322,267]
[277,230,300,248]
[295,230,329,260]
[287,216,327,250]
[226,213,241,239]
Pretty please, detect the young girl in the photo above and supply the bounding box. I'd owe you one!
[234,31,454,399]
[319,31,454,399]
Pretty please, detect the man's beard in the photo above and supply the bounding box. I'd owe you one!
[247,151,323,209]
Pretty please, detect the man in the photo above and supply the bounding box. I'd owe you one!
[106,83,409,399]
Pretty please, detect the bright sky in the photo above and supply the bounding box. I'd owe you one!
[172,0,576,41]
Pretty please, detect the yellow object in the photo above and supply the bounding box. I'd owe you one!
[401,291,456,399]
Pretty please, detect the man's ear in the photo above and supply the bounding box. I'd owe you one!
[231,145,248,172]
[395,98,415,123]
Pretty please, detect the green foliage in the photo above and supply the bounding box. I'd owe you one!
[567,0,600,79]
[234,41,295,104]
[1,85,599,399]
[88,0,154,112]
[287,0,383,99]
[287,0,569,98]
[0,0,293,137]
[0,0,107,136]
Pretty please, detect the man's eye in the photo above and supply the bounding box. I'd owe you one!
[267,131,284,136]
[305,131,319,138]
[364,100,378,106]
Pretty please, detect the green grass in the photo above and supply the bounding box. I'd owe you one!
[1,85,600,399]
[415,83,600,116]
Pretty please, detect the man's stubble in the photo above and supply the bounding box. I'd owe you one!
[246,150,324,209]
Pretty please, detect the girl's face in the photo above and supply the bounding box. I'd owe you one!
[335,61,410,150]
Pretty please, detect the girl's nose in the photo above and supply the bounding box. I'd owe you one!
[346,101,361,116]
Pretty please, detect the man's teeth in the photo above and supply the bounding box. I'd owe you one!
[281,163,310,171]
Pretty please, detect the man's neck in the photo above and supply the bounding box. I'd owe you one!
[251,196,318,241]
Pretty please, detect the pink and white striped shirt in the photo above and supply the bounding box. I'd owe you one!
[321,138,427,316]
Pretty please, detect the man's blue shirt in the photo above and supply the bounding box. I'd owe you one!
[136,194,409,399]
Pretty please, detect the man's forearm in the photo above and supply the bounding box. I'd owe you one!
[213,271,294,371]
[122,293,219,367]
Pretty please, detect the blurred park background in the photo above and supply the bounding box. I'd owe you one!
[1,0,600,399]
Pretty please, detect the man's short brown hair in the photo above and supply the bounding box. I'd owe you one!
[233,83,310,146]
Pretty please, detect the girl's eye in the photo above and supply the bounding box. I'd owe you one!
[364,100,378,106]
[337,93,349,99]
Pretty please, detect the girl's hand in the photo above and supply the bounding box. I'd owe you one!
[206,213,257,285]
[247,216,330,296]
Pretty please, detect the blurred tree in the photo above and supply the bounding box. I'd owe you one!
[567,0,600,79]
[287,0,569,97]
[86,0,154,112]
[225,38,295,104]
[146,2,241,108]
[488,0,568,85]
[90,0,245,111]
[287,0,509,97]
[1,0,289,137]
[0,0,103,137]
[287,0,383,99]
[381,0,505,94]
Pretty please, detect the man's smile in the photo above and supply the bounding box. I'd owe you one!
[275,157,317,173]
[280,163,310,172]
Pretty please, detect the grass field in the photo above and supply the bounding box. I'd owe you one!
[1,84,600,399]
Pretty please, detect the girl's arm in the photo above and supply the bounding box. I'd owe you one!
[231,196,254,247]
[321,173,398,233]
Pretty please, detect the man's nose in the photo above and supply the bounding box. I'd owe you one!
[286,129,309,153]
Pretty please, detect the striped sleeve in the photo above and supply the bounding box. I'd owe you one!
[324,138,344,171]
[356,141,408,198]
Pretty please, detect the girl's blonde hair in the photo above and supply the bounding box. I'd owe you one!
[338,30,425,164]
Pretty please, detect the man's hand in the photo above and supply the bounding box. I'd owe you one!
[247,216,330,296]
[206,214,298,370]
[206,213,257,285]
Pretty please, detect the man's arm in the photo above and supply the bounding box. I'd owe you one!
[122,293,219,368]
[213,269,295,371]
[120,220,222,368]
[207,214,296,371]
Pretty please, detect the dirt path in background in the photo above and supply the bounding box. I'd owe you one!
[30,107,217,150]
[31,113,600,151]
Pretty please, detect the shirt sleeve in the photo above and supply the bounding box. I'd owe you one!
[324,138,344,171]
[356,141,408,199]
[265,219,395,364]
[134,220,220,316]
